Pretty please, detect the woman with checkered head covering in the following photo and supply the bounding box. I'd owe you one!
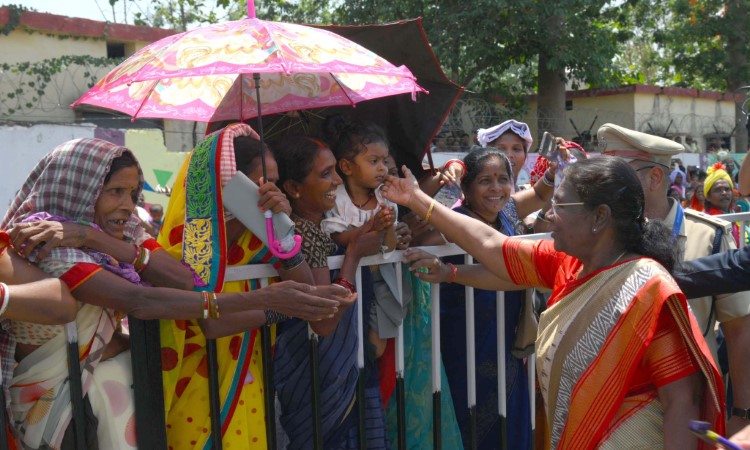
[2,137,345,449]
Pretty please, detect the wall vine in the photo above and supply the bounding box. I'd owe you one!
[1,4,107,41]
[1,55,121,117]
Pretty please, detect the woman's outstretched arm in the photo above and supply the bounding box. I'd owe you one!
[382,167,513,283]
[9,220,194,290]
[0,250,77,324]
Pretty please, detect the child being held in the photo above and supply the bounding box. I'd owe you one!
[321,115,410,357]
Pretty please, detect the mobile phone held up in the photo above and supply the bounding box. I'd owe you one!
[538,131,559,161]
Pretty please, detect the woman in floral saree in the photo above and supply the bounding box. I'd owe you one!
[158,124,354,449]
[383,157,725,449]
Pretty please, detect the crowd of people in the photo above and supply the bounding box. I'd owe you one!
[0,116,749,450]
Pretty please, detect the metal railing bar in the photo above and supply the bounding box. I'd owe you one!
[497,290,507,450]
[258,279,277,450]
[430,282,442,450]
[395,263,407,449]
[308,325,323,450]
[356,266,366,450]
[465,254,477,450]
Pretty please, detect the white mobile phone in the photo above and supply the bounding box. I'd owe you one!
[223,172,295,246]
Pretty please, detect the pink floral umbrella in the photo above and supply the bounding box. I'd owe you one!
[73,2,427,261]
[71,4,426,123]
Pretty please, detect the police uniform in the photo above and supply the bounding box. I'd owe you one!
[667,198,750,358]
[599,122,750,362]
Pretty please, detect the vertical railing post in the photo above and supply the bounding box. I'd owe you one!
[308,325,323,449]
[496,291,507,450]
[355,266,367,450]
[206,339,223,450]
[464,254,477,450]
[258,279,277,450]
[129,317,167,449]
[529,343,536,450]
[395,263,407,449]
[430,282,442,450]
[64,322,86,450]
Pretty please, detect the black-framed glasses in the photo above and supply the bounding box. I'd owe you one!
[550,198,585,216]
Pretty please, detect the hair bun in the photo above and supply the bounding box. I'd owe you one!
[322,114,353,144]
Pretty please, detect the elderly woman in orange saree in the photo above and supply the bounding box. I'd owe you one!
[383,157,725,449]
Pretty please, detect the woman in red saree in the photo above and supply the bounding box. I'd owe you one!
[382,157,724,449]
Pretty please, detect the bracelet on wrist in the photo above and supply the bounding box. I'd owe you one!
[0,282,10,317]
[333,277,356,295]
[264,309,290,326]
[442,159,467,179]
[446,263,458,283]
[280,251,305,271]
[424,198,437,223]
[541,170,555,187]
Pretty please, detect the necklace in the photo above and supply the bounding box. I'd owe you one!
[609,250,627,267]
[351,193,374,209]
[465,205,498,227]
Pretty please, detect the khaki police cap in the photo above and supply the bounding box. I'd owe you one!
[598,123,684,168]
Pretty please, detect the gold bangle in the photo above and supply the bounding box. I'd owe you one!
[424,198,437,223]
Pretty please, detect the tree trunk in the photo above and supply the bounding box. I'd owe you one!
[726,0,748,153]
[536,12,567,142]
[537,52,567,141]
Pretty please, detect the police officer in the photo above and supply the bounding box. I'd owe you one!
[600,123,750,435]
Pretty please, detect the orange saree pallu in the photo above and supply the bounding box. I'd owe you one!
[504,239,724,450]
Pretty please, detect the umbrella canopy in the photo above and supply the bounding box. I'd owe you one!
[72,15,426,122]
[240,18,464,177]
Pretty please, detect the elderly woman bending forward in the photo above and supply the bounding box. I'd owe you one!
[382,157,725,450]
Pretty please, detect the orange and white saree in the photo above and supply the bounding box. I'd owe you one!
[504,239,724,450]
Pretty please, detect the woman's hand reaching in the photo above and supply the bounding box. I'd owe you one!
[9,220,90,260]
[402,248,451,283]
[394,221,412,250]
[381,166,421,208]
[258,280,348,321]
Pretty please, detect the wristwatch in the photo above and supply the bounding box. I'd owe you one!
[732,407,750,420]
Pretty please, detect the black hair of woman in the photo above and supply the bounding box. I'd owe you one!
[233,135,272,175]
[565,157,679,272]
[106,151,142,204]
[460,147,513,192]
[274,135,329,191]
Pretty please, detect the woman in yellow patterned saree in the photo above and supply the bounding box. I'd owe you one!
[383,157,725,450]
[158,123,352,449]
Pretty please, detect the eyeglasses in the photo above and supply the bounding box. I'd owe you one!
[635,165,656,172]
[550,198,585,216]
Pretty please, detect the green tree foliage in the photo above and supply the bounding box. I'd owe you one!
[627,0,749,149]
[336,0,631,135]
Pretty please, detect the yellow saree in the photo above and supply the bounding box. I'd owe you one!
[158,123,275,449]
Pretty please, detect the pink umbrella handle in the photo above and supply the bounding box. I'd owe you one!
[247,0,255,18]
[265,211,302,260]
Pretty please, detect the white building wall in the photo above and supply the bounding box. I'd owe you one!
[0,123,96,213]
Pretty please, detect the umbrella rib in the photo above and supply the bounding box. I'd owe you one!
[330,74,356,107]
[132,79,161,119]
[261,21,291,75]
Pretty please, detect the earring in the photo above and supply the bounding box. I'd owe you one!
[294,193,300,198]
[591,227,597,233]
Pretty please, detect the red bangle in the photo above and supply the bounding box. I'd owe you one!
[333,277,356,294]
[442,159,467,179]
[446,263,458,283]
